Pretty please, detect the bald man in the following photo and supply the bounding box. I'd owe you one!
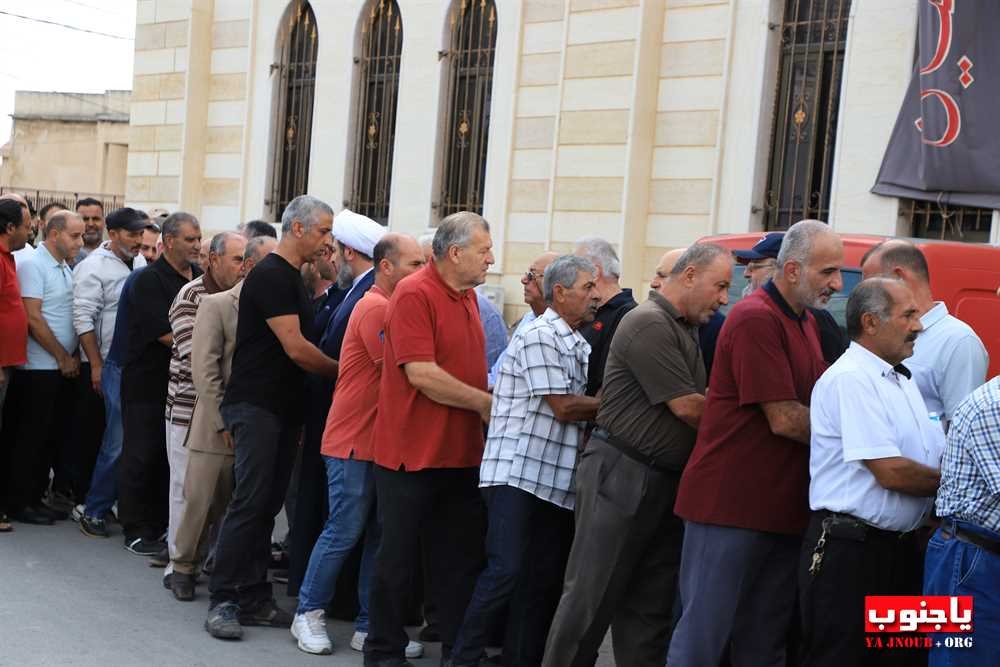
[652,248,725,377]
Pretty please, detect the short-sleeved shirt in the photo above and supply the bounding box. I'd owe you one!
[0,243,28,368]
[373,262,487,471]
[596,291,706,470]
[809,343,944,532]
[123,256,202,403]
[675,280,828,536]
[17,243,77,370]
[322,285,389,461]
[908,302,988,422]
[579,288,637,396]
[166,271,222,427]
[223,253,314,421]
[936,377,1000,533]
[489,311,537,387]
[480,308,591,510]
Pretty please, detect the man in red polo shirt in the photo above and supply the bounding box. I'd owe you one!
[668,220,843,667]
[0,195,31,532]
[364,212,494,667]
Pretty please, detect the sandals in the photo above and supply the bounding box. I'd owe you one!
[0,513,12,533]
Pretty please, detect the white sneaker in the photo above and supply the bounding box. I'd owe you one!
[72,504,85,522]
[350,631,423,658]
[291,610,332,655]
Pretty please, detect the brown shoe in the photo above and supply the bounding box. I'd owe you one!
[171,572,195,601]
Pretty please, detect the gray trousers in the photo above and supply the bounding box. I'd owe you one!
[666,520,800,667]
[542,436,684,667]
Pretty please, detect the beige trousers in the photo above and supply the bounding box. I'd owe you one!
[170,447,234,576]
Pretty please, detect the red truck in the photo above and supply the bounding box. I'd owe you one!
[699,233,1000,379]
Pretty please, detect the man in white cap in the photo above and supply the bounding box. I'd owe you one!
[286,209,387,597]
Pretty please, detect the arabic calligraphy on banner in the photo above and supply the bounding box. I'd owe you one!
[865,596,973,634]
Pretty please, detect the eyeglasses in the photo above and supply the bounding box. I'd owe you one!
[524,269,541,282]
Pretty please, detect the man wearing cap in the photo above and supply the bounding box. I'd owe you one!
[287,209,386,596]
[73,208,151,536]
[734,232,848,365]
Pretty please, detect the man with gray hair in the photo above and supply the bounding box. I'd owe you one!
[449,255,601,667]
[119,212,202,556]
[545,243,732,667]
[160,231,247,581]
[206,195,339,639]
[574,237,637,395]
[801,277,942,664]
[670,220,844,667]
[365,211,494,666]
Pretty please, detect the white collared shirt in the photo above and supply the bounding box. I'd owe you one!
[809,342,945,531]
[908,302,988,422]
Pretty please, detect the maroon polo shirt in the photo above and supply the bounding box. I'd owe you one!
[674,280,828,536]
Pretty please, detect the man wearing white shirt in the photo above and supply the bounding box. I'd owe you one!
[800,277,944,666]
[861,240,988,426]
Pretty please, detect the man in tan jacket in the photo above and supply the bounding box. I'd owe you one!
[169,235,277,600]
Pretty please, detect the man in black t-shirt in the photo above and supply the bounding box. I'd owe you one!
[119,212,202,556]
[205,195,340,641]
[574,237,638,396]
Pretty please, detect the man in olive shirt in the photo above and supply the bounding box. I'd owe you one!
[543,243,733,667]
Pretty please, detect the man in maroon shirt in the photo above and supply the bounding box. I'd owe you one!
[667,220,843,667]
[0,195,30,532]
[364,212,494,667]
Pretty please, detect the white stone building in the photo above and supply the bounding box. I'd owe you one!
[125,0,997,323]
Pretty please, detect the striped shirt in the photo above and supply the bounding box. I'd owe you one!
[935,376,1000,532]
[166,272,221,427]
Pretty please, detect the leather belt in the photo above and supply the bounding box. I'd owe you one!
[591,428,679,476]
[941,521,1000,557]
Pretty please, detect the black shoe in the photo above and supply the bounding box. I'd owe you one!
[206,602,243,640]
[124,537,163,556]
[12,508,54,525]
[418,624,441,643]
[171,572,195,601]
[79,515,110,538]
[148,547,169,568]
[271,569,288,584]
[34,504,68,521]
[239,598,293,627]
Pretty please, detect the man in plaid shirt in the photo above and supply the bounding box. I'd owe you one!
[924,375,1000,666]
[448,255,601,667]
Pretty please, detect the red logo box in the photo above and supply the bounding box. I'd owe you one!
[865,596,973,633]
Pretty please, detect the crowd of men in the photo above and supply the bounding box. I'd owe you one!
[1,190,998,667]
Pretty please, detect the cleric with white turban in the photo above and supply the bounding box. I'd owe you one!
[332,208,385,258]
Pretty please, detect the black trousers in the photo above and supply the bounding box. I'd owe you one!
[798,511,926,667]
[118,371,168,541]
[543,436,684,667]
[54,361,105,502]
[209,402,298,608]
[2,369,75,513]
[365,465,486,662]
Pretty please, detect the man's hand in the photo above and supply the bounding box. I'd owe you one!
[479,394,493,424]
[58,354,80,379]
[90,362,103,395]
[222,430,235,450]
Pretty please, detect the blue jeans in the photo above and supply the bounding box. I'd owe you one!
[296,455,378,631]
[924,519,1000,666]
[83,361,122,519]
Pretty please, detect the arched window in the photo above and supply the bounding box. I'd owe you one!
[348,0,403,225]
[267,1,319,222]
[438,0,497,219]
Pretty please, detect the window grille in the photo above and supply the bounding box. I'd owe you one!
[348,0,403,225]
[903,199,993,243]
[763,0,851,230]
[267,1,318,222]
[437,0,498,220]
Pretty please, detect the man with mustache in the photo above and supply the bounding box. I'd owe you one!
[73,208,151,537]
[450,255,601,667]
[544,243,732,667]
[800,277,943,665]
[669,220,843,667]
[74,198,105,266]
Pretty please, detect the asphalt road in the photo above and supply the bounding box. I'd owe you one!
[0,518,615,666]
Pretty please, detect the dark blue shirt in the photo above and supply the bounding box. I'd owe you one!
[106,267,142,367]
